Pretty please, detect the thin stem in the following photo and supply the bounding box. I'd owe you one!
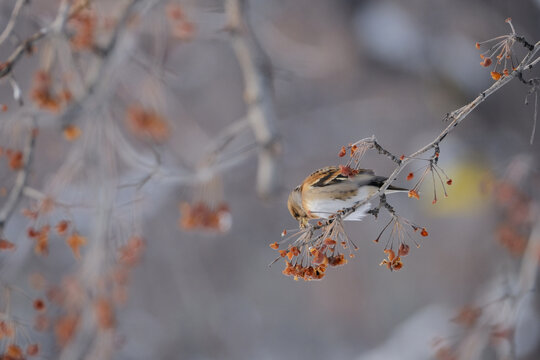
[0,121,37,234]
[0,0,27,46]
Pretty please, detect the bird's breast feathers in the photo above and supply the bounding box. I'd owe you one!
[302,185,378,221]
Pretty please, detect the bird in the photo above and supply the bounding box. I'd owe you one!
[287,166,408,228]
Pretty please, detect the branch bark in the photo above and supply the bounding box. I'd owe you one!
[225,0,281,199]
[0,121,37,235]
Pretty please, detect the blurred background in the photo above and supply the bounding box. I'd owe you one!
[0,0,539,359]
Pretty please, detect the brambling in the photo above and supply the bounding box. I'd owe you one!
[287,166,408,228]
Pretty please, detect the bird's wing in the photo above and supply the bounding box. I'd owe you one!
[305,166,376,188]
[306,167,347,188]
[303,166,408,192]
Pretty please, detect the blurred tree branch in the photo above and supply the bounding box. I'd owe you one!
[0,0,90,80]
[58,0,144,129]
[0,120,37,235]
[225,0,281,198]
[0,0,27,46]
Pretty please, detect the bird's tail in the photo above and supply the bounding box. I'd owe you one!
[384,184,409,193]
[366,176,409,193]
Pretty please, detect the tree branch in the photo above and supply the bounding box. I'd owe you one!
[0,0,90,79]
[0,0,27,47]
[225,0,281,198]
[58,0,157,129]
[0,121,37,234]
[339,40,540,222]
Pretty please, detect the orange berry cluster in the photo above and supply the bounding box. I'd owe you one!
[180,202,231,233]
[68,10,97,51]
[30,70,72,113]
[271,238,352,281]
[476,18,519,81]
[0,147,24,170]
[282,261,327,281]
[166,4,195,41]
[379,248,405,271]
[125,105,170,142]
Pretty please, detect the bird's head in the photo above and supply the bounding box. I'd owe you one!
[287,186,309,228]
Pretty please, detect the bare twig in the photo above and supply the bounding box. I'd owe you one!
[225,0,281,198]
[22,186,47,201]
[0,28,47,79]
[203,117,251,156]
[0,0,90,79]
[0,0,27,46]
[51,0,72,34]
[519,72,540,144]
[530,91,538,145]
[7,75,22,106]
[525,55,540,70]
[0,121,37,234]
